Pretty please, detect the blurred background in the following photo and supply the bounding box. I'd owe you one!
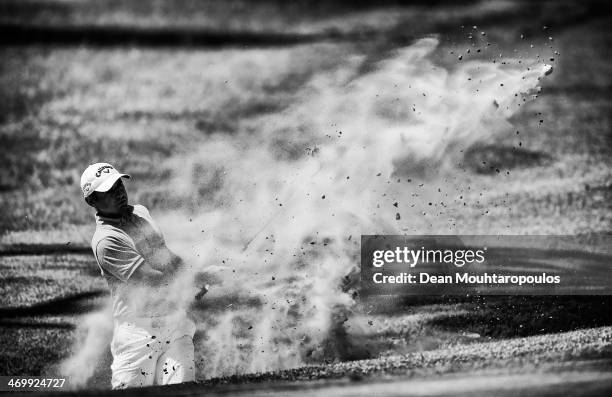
[1,0,611,241]
[1,0,612,392]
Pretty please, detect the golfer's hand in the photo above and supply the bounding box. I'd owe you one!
[195,284,209,301]
[194,265,229,286]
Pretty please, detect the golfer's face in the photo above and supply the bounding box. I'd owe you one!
[95,179,129,214]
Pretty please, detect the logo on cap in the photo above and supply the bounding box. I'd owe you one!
[95,165,113,177]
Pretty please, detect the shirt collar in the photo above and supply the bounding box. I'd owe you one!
[96,205,135,226]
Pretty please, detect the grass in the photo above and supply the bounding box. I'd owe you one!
[0,253,105,376]
[0,326,74,376]
[0,0,552,34]
[0,254,105,307]
[351,296,612,356]
[0,43,347,233]
[200,326,612,385]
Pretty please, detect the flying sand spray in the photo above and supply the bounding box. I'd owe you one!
[61,37,552,386]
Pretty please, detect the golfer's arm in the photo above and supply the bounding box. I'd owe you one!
[145,208,187,275]
[166,249,186,273]
[147,246,187,275]
[129,262,175,286]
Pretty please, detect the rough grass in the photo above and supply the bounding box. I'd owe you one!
[201,326,612,385]
[0,254,105,307]
[0,326,74,376]
[0,253,106,376]
[0,0,547,34]
[0,43,349,233]
[346,296,612,359]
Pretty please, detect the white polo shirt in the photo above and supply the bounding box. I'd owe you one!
[91,205,178,320]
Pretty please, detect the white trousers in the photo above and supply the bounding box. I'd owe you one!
[110,313,196,389]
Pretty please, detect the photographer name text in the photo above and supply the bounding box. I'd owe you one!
[370,247,560,285]
[372,272,560,285]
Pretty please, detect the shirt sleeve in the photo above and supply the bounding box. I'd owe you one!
[134,205,166,243]
[95,236,145,282]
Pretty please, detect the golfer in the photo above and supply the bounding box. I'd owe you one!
[80,162,196,389]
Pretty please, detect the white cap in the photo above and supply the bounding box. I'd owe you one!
[80,163,130,198]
